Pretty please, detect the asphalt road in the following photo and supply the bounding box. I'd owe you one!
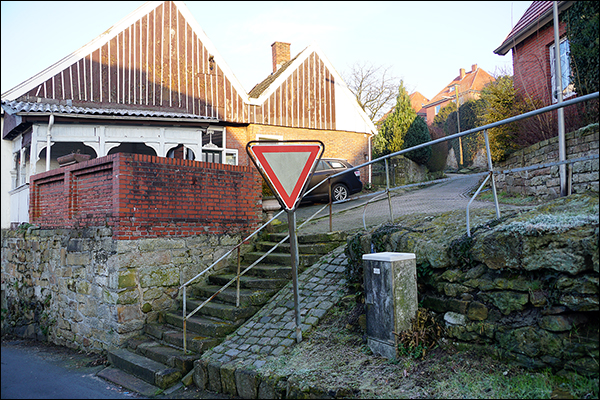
[1,338,140,399]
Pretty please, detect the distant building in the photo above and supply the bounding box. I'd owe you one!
[422,64,495,126]
[376,91,430,127]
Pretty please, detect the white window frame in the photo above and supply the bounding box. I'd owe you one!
[550,38,575,103]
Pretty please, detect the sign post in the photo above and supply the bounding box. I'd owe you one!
[246,140,324,343]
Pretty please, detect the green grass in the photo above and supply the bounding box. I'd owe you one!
[426,362,598,399]
[477,189,544,206]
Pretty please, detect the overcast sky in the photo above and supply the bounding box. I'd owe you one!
[1,1,532,101]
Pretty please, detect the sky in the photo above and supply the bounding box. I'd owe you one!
[1,1,532,103]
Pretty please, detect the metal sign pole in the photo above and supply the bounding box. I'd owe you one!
[287,209,302,343]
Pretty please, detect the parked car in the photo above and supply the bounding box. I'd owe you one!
[301,158,363,204]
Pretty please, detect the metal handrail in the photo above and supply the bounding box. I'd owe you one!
[179,91,598,353]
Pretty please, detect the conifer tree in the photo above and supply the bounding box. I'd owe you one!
[374,81,431,164]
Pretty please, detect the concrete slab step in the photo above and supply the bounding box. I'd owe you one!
[192,284,279,307]
[243,251,320,267]
[183,298,260,322]
[208,273,288,290]
[136,341,199,375]
[267,231,347,244]
[107,348,182,389]
[255,240,342,255]
[164,312,240,337]
[226,264,292,279]
[144,323,223,354]
[97,366,161,397]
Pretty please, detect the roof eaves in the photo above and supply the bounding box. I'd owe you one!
[494,1,573,56]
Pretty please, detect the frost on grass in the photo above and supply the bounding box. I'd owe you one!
[497,212,599,236]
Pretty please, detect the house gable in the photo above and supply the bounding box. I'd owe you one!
[248,43,376,135]
[2,1,249,122]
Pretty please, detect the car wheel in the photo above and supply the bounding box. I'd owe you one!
[331,183,349,202]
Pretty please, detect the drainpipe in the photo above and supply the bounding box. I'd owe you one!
[46,114,54,172]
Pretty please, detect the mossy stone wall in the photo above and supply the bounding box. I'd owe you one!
[1,227,242,352]
[345,193,599,377]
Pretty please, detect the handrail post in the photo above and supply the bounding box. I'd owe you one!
[384,158,394,223]
[328,177,333,232]
[287,210,302,343]
[484,130,501,219]
[182,286,187,354]
[236,246,241,307]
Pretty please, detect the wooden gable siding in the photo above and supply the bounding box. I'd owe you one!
[22,2,246,123]
[247,52,336,130]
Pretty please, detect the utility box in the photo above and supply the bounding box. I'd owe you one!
[362,252,417,360]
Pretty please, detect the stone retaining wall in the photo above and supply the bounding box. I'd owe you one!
[345,193,599,376]
[1,227,243,352]
[494,123,599,198]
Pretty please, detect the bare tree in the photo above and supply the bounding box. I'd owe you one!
[343,62,400,122]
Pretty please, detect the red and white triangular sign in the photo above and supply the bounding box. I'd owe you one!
[247,141,324,211]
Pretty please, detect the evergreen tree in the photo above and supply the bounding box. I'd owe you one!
[374,81,431,164]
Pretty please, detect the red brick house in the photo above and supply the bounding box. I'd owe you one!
[1,1,375,229]
[493,1,575,106]
[422,64,495,126]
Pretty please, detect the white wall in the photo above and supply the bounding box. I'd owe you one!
[1,116,15,228]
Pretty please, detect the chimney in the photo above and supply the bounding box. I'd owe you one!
[459,68,466,79]
[471,64,478,72]
[271,42,290,73]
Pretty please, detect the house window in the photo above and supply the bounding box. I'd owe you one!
[435,105,441,115]
[550,38,575,103]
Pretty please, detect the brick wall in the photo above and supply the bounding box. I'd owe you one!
[227,124,371,180]
[29,153,262,239]
[512,20,567,106]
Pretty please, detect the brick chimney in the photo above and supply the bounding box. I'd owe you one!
[471,64,478,72]
[271,42,290,73]
[459,68,466,79]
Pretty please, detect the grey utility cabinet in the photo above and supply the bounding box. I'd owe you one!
[362,252,417,360]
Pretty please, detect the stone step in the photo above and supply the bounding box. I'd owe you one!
[255,240,342,255]
[266,231,348,244]
[192,284,279,307]
[97,366,161,398]
[226,264,292,279]
[243,251,320,267]
[164,312,240,337]
[144,323,222,354]
[107,348,182,389]
[183,298,260,323]
[208,273,288,290]
[132,340,199,375]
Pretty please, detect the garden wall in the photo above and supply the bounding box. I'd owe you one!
[345,193,599,376]
[1,227,245,352]
[494,123,598,198]
[29,152,262,239]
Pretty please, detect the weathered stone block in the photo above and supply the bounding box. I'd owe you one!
[117,288,139,305]
[207,361,222,393]
[139,265,178,288]
[235,368,259,399]
[220,363,237,397]
[193,358,209,390]
[478,291,529,315]
[118,269,137,289]
[467,301,488,320]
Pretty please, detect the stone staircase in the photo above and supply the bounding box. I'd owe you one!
[97,230,347,396]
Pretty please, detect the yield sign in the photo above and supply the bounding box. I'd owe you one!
[247,140,324,211]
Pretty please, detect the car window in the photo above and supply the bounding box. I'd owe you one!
[315,161,331,171]
[327,161,346,169]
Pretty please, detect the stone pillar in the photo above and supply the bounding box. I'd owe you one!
[362,252,417,360]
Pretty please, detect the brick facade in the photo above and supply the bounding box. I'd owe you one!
[227,124,371,179]
[511,20,567,106]
[29,153,262,239]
